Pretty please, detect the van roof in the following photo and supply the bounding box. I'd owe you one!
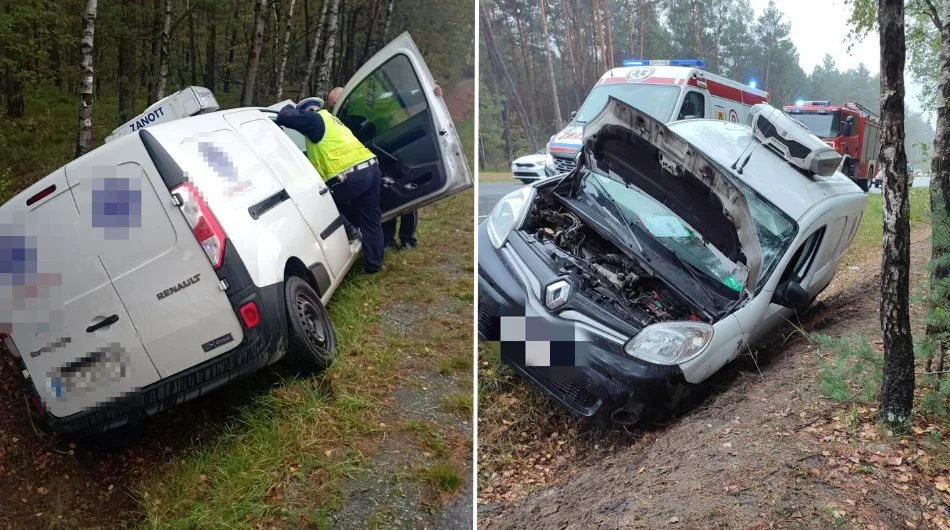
[596,65,769,104]
[669,119,860,221]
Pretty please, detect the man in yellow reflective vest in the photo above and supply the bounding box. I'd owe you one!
[326,84,443,251]
[275,96,384,273]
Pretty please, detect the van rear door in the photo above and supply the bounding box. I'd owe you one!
[1,169,161,418]
[64,134,245,379]
[334,32,472,220]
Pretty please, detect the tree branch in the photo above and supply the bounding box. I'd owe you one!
[918,0,943,32]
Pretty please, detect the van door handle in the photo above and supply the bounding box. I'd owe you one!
[319,187,329,195]
[86,314,119,333]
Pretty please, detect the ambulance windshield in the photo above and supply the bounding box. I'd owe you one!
[574,84,680,124]
[789,111,840,139]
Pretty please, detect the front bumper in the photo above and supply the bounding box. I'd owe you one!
[478,223,688,422]
[511,166,548,181]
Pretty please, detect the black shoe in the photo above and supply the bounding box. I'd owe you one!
[384,240,399,251]
[398,241,417,251]
[365,264,383,274]
[346,226,361,242]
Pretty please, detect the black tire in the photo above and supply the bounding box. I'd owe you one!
[857,178,870,192]
[283,275,337,375]
[519,178,535,185]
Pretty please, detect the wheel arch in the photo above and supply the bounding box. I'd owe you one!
[284,257,327,296]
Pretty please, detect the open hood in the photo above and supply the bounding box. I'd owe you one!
[579,96,763,293]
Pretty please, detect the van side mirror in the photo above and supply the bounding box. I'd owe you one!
[772,281,810,314]
[569,110,578,121]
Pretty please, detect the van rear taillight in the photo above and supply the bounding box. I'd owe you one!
[239,302,260,328]
[171,182,226,269]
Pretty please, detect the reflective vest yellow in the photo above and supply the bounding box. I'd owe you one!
[305,109,375,180]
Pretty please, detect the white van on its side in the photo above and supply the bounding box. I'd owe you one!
[0,33,471,436]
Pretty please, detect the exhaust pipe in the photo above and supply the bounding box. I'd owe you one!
[610,402,645,426]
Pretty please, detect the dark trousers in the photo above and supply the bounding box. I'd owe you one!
[330,163,384,272]
[383,210,418,247]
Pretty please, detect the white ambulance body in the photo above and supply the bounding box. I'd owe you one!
[547,59,769,173]
[0,33,472,436]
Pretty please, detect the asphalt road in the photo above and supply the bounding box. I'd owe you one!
[478,182,521,220]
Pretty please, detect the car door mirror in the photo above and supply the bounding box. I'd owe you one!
[772,281,810,313]
[569,110,578,121]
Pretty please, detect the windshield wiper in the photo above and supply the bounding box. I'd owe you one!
[582,171,644,255]
[660,246,720,309]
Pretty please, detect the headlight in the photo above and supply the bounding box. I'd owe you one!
[623,322,713,365]
[486,186,534,248]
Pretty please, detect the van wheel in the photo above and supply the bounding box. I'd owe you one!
[283,276,337,375]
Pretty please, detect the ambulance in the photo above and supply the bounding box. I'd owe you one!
[546,59,769,174]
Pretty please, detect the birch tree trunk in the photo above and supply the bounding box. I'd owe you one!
[315,0,341,98]
[299,0,330,96]
[927,0,950,373]
[878,0,914,426]
[377,0,395,50]
[275,0,297,100]
[76,0,98,159]
[151,0,172,102]
[241,0,269,106]
[540,0,563,128]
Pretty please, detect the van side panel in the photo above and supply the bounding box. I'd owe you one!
[1,169,162,418]
[64,135,245,379]
[148,114,331,289]
[230,115,351,279]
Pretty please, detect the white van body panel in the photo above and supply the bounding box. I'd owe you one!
[0,169,163,417]
[64,132,246,379]
[225,112,353,279]
[144,110,351,291]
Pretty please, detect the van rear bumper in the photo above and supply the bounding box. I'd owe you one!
[39,281,286,436]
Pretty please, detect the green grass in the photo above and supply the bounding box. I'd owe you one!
[442,391,473,416]
[138,191,474,528]
[844,187,930,265]
[437,353,473,376]
[417,463,463,493]
[813,334,884,404]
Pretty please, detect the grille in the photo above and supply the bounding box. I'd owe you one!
[526,367,599,412]
[553,157,576,174]
[514,162,535,168]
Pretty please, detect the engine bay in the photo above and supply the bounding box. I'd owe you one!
[521,194,707,327]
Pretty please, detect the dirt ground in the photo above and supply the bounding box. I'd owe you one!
[0,78,475,530]
[480,226,950,529]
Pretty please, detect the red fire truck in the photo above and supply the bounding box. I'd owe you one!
[783,100,881,191]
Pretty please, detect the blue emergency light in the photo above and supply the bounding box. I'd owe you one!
[622,59,706,69]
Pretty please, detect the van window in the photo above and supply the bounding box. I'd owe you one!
[677,91,705,120]
[338,54,429,141]
[780,227,826,284]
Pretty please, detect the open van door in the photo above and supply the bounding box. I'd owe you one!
[333,32,472,220]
